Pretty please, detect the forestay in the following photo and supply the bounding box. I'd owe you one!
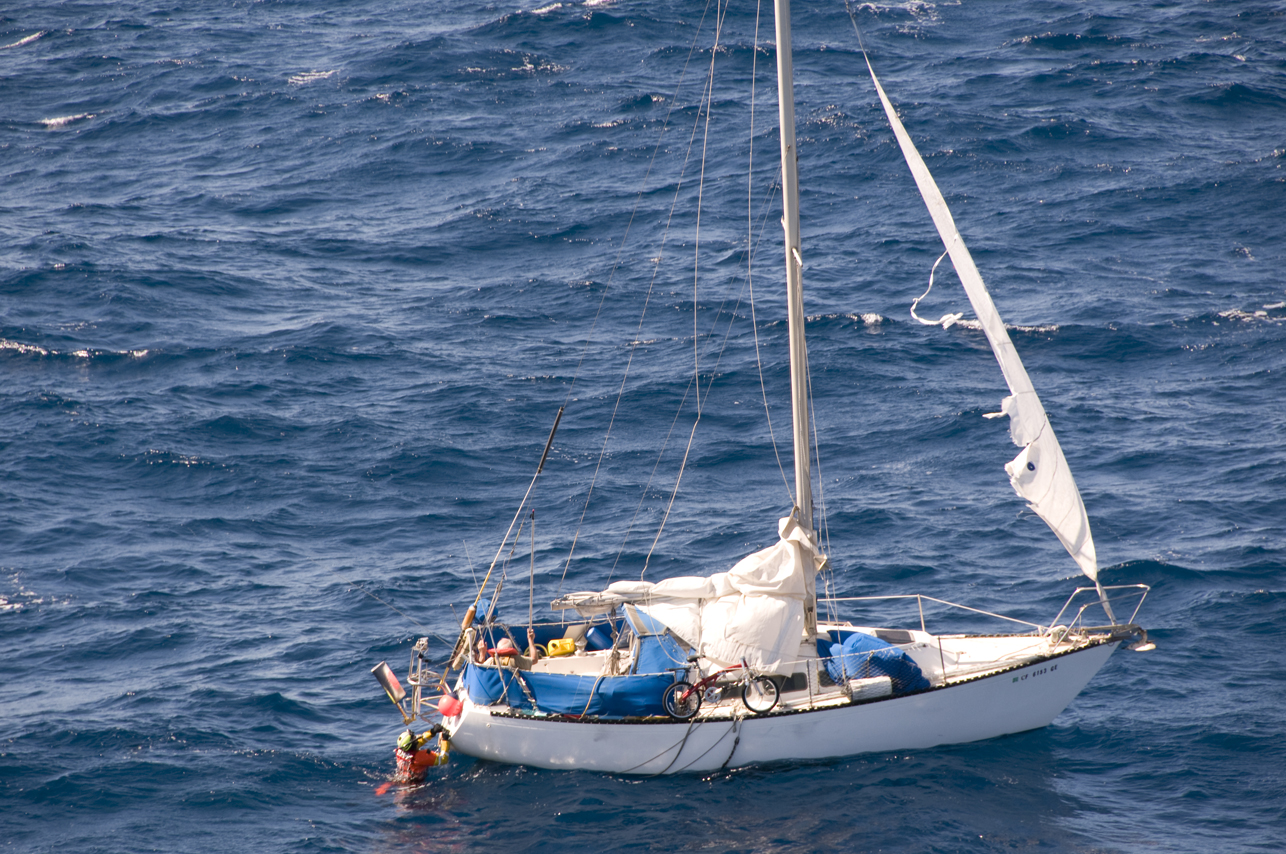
[865,58,1099,581]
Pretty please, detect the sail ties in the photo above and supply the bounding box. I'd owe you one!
[910,249,965,329]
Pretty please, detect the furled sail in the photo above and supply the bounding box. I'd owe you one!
[552,517,823,673]
[865,59,1099,580]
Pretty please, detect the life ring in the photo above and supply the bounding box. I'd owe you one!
[487,636,522,657]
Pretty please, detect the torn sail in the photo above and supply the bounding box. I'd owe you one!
[866,58,1099,580]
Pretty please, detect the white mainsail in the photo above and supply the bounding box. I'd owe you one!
[865,59,1099,581]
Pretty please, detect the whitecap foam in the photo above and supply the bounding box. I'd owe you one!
[0,340,149,358]
[0,339,49,356]
[920,317,1058,333]
[837,312,886,325]
[288,70,336,86]
[1217,308,1280,323]
[1,31,46,50]
[531,3,563,13]
[40,113,94,129]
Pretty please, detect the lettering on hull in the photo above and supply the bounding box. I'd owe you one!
[1013,663,1058,683]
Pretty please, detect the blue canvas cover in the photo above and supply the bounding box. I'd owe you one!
[622,604,691,674]
[462,660,530,707]
[461,662,673,718]
[634,633,690,674]
[823,632,931,695]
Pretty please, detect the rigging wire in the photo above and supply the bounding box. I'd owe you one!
[643,0,733,572]
[560,0,778,587]
[341,575,453,647]
[462,539,478,589]
[631,0,798,576]
[558,0,714,409]
[556,0,722,597]
[690,0,730,414]
[643,263,759,573]
[559,0,811,590]
[474,405,562,626]
[809,388,837,622]
[612,370,698,578]
[611,169,782,581]
[747,0,795,507]
[528,511,536,629]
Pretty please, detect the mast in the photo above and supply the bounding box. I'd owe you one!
[773,0,813,531]
[774,0,819,640]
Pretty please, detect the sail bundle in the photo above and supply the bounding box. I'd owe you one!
[865,60,1099,581]
[553,516,823,673]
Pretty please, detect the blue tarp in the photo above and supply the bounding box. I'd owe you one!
[462,662,673,718]
[634,633,689,674]
[624,605,691,674]
[463,659,529,707]
[822,631,931,695]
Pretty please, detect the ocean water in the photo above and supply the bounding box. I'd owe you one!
[2,0,1284,851]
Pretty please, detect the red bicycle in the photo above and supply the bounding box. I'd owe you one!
[662,657,779,720]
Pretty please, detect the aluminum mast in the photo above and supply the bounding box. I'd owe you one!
[773,0,813,532]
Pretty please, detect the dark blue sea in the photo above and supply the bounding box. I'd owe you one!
[3,0,1284,851]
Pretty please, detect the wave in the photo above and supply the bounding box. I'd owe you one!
[40,113,95,129]
[1016,31,1141,51]
[287,70,336,86]
[1215,307,1285,325]
[946,317,1060,334]
[1,31,46,50]
[0,339,149,359]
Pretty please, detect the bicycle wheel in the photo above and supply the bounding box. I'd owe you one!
[663,681,701,720]
[741,676,779,714]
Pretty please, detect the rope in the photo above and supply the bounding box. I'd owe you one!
[910,250,965,328]
[720,713,743,770]
[623,718,700,775]
[671,716,740,774]
[557,0,722,596]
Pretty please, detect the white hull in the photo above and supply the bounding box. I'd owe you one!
[443,639,1119,774]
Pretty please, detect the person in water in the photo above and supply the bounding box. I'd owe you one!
[393,724,447,783]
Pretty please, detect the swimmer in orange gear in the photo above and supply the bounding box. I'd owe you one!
[392,724,448,783]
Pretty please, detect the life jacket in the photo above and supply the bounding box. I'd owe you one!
[393,747,424,783]
[393,743,447,783]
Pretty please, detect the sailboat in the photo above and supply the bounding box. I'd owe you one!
[374,0,1152,775]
